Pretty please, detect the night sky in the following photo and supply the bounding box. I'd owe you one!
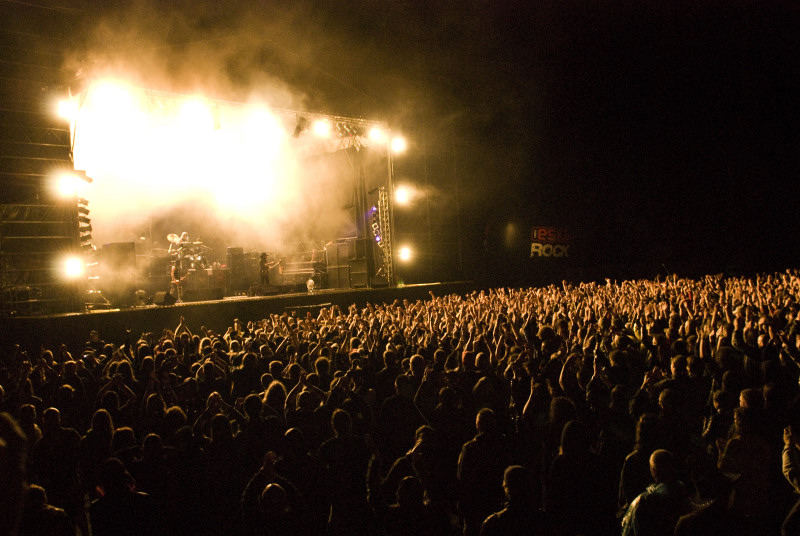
[6,0,800,284]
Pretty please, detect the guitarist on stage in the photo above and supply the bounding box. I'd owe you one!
[170,257,188,302]
[259,253,282,286]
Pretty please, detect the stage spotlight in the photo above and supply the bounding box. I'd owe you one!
[368,126,387,144]
[395,185,412,205]
[312,119,332,138]
[391,136,407,154]
[336,122,361,137]
[293,116,309,138]
[63,256,85,279]
[398,246,412,262]
[370,211,382,243]
[92,81,135,114]
[56,173,81,197]
[54,170,92,197]
[57,99,78,121]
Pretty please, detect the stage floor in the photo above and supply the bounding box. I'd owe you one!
[1,282,473,356]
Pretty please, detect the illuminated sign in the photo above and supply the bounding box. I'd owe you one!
[530,226,571,258]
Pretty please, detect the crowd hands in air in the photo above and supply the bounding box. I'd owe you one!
[5,270,800,535]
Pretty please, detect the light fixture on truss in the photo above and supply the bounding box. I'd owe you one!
[336,121,367,151]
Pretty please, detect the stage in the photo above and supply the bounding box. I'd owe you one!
[0,281,473,356]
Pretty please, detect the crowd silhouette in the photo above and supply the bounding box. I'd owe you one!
[4,270,800,535]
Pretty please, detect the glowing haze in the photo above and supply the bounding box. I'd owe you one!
[58,1,405,265]
[70,80,387,258]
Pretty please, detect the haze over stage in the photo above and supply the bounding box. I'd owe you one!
[67,82,392,255]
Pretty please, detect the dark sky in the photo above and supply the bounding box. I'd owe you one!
[7,0,800,282]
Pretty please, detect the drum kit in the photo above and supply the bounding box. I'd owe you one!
[167,233,211,269]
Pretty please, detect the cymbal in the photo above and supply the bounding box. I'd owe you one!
[167,233,181,244]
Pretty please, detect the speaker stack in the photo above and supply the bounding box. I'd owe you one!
[349,239,369,288]
[325,242,348,289]
[325,238,369,289]
[227,247,248,293]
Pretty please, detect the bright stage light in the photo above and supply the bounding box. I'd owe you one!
[53,170,91,198]
[391,136,407,154]
[395,185,413,205]
[245,109,286,156]
[62,256,85,279]
[179,99,214,131]
[368,127,387,144]
[69,81,389,248]
[398,246,412,262]
[312,119,332,138]
[55,173,82,197]
[74,81,145,177]
[92,81,136,114]
[57,99,78,121]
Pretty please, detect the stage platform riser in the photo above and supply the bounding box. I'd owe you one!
[1,282,473,356]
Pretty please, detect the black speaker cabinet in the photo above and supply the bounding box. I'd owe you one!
[354,238,368,260]
[327,266,350,289]
[248,285,281,296]
[349,259,368,288]
[153,290,176,306]
[227,247,248,292]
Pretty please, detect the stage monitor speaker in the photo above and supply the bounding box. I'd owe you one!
[153,291,176,306]
[248,285,280,296]
[148,275,171,295]
[370,274,389,288]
